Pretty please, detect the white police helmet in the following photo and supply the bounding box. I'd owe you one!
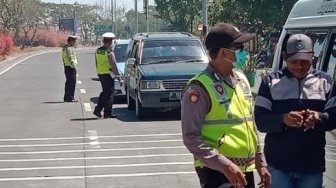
[102,32,116,39]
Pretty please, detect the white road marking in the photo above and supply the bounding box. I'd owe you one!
[0,162,193,171]
[77,80,82,84]
[0,133,181,142]
[0,51,54,75]
[80,89,86,94]
[0,153,191,162]
[87,130,100,148]
[0,146,186,155]
[0,139,182,148]
[326,159,336,163]
[0,171,196,181]
[83,102,91,111]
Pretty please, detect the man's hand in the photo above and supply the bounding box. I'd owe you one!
[116,76,123,86]
[282,110,305,128]
[256,167,271,188]
[222,162,247,187]
[303,109,320,131]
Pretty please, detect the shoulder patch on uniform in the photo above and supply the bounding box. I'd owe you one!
[188,90,200,104]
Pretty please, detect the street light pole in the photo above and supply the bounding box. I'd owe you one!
[144,0,149,32]
[114,0,117,35]
[111,0,114,33]
[202,0,208,39]
[135,0,138,33]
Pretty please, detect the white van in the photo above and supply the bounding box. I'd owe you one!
[273,0,336,76]
[272,0,336,187]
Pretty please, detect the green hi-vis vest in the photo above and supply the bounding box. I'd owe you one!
[95,47,111,75]
[62,45,78,67]
[190,71,258,172]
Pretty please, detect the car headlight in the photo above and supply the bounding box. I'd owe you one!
[140,80,160,89]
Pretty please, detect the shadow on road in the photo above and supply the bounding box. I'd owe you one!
[70,117,100,121]
[42,101,65,104]
[91,78,100,81]
[114,106,181,122]
[90,96,126,105]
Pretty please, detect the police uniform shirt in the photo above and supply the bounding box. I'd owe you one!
[65,45,77,69]
[181,65,239,173]
[107,49,120,77]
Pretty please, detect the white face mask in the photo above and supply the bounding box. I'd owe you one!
[223,57,237,68]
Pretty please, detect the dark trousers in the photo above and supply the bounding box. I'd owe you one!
[64,66,76,101]
[94,74,115,115]
[195,167,255,188]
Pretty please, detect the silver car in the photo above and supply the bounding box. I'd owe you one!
[112,39,130,99]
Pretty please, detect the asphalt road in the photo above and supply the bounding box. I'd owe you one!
[0,49,335,188]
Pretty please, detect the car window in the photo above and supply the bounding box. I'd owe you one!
[113,43,128,63]
[325,34,336,79]
[141,40,207,64]
[306,32,328,69]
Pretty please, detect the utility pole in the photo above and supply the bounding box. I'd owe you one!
[202,0,208,39]
[135,0,138,33]
[111,0,114,33]
[144,0,149,32]
[114,0,117,35]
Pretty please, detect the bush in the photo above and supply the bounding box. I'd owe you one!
[31,29,68,47]
[0,34,14,56]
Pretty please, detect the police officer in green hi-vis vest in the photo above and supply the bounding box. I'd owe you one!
[93,32,122,119]
[62,35,78,102]
[181,23,271,188]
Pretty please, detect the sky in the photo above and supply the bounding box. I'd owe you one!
[41,0,155,11]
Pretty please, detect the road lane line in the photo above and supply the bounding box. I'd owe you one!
[0,171,196,181]
[0,146,186,154]
[0,153,191,162]
[0,139,182,148]
[87,130,100,148]
[77,80,82,84]
[0,162,193,171]
[0,51,55,75]
[80,89,86,94]
[0,133,181,142]
[83,102,91,111]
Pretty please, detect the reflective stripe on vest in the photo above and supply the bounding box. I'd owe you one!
[95,48,111,74]
[190,71,258,172]
[62,46,77,67]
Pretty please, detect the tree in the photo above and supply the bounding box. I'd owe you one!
[154,0,201,32]
[0,0,24,38]
[208,0,298,49]
[20,0,44,48]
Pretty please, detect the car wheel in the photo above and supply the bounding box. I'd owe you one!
[127,89,135,110]
[135,93,145,119]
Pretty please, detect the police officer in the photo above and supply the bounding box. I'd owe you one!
[181,23,271,188]
[93,32,121,118]
[62,35,78,102]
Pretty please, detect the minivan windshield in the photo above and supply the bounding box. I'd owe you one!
[141,40,207,64]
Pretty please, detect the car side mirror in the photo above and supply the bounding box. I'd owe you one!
[127,58,136,67]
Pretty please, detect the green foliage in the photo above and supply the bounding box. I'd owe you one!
[154,0,201,32]
[208,0,298,40]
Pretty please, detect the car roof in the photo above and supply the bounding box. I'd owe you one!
[114,39,131,45]
[132,32,200,41]
[285,0,336,29]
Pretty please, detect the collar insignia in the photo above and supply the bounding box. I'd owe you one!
[213,72,221,81]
